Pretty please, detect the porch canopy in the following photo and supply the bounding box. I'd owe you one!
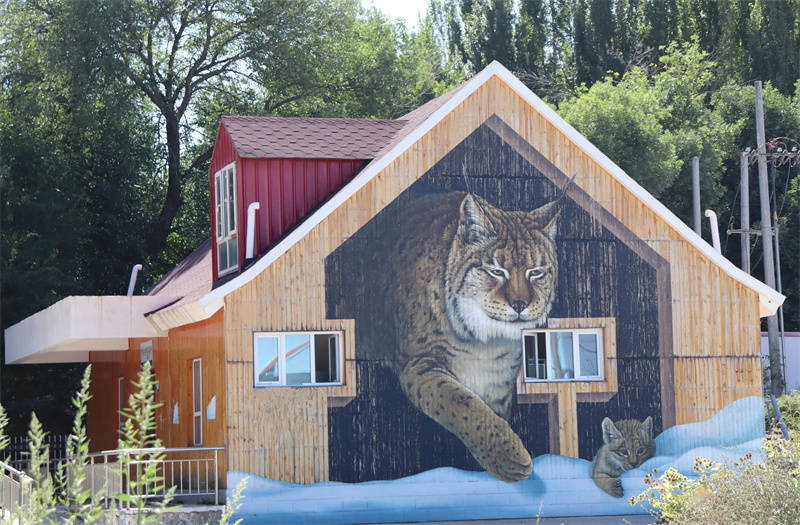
[4,296,176,364]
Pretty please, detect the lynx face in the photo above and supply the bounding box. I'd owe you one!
[445,194,560,343]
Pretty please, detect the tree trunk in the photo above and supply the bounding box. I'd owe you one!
[146,111,183,261]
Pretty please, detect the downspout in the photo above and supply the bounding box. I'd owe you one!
[127,264,143,296]
[246,202,261,260]
[704,209,721,253]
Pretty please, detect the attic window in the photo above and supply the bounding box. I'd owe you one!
[215,163,238,276]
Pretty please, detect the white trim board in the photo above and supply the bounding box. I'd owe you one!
[157,61,782,326]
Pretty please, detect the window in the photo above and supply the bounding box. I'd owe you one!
[523,329,603,381]
[215,163,238,276]
[192,359,202,446]
[253,332,342,387]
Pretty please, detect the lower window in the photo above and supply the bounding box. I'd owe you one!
[253,332,342,387]
[523,329,603,381]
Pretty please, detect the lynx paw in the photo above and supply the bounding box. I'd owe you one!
[470,417,532,482]
[596,477,623,498]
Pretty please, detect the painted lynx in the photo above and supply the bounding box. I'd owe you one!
[590,417,655,497]
[378,190,561,482]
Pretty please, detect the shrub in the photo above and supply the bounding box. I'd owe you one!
[1,363,246,524]
[633,435,800,524]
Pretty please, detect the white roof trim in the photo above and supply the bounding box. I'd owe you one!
[196,61,783,317]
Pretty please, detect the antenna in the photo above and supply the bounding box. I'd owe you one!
[557,171,578,202]
[461,158,472,194]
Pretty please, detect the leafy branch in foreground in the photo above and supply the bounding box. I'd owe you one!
[116,361,177,524]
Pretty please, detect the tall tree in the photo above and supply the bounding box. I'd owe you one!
[515,0,548,75]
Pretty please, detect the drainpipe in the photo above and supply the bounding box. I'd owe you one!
[704,210,721,253]
[246,202,261,260]
[127,264,143,296]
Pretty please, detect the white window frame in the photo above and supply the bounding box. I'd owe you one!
[215,162,238,276]
[192,358,203,446]
[253,331,343,387]
[521,328,604,382]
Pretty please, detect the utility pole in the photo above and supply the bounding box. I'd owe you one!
[740,153,750,274]
[692,156,701,235]
[754,80,784,395]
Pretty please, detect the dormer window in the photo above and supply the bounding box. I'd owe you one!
[215,163,238,276]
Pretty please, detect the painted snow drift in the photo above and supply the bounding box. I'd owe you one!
[230,396,764,524]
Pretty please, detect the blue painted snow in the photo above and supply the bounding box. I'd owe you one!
[230,396,764,524]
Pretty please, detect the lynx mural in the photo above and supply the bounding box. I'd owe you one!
[325,117,669,483]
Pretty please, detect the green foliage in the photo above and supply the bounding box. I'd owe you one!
[559,69,681,198]
[218,477,248,525]
[630,466,697,521]
[117,362,177,524]
[633,437,800,524]
[56,365,105,524]
[774,391,800,438]
[14,414,56,524]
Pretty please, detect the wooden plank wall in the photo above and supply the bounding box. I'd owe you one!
[87,310,227,486]
[223,75,763,483]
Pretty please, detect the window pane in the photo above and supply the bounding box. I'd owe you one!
[578,333,599,377]
[549,332,574,379]
[255,336,279,383]
[285,334,311,385]
[227,238,237,268]
[194,415,202,445]
[524,333,548,380]
[216,204,223,238]
[218,244,228,272]
[227,170,236,232]
[314,334,338,383]
[193,361,202,411]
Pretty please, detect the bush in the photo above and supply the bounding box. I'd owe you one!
[0,363,246,524]
[775,392,800,438]
[633,435,800,524]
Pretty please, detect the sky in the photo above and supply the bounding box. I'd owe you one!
[363,0,429,28]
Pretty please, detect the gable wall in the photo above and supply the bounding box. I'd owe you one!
[223,76,762,483]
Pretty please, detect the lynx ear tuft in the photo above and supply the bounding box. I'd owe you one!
[601,417,621,444]
[459,194,496,245]
[528,200,561,239]
[640,416,654,440]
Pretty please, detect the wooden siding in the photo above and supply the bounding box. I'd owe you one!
[88,310,227,486]
[223,75,763,482]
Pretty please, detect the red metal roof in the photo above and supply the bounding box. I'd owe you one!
[220,116,408,159]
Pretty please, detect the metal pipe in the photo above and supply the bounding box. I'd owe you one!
[740,152,750,273]
[692,156,701,235]
[127,264,143,296]
[245,202,261,260]
[705,210,721,253]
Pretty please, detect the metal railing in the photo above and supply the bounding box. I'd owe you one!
[0,460,33,515]
[83,447,224,506]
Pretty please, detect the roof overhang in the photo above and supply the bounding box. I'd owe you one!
[4,296,178,364]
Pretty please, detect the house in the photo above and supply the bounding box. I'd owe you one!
[4,62,784,522]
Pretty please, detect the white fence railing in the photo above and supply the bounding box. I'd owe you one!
[84,447,224,506]
[0,460,33,515]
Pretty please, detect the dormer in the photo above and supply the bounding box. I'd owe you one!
[208,116,407,281]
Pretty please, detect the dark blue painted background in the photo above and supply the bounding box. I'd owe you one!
[324,122,662,482]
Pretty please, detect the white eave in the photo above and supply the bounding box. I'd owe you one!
[151,61,784,326]
[4,296,178,364]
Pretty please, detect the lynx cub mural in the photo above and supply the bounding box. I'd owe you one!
[375,191,561,481]
[591,417,655,496]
